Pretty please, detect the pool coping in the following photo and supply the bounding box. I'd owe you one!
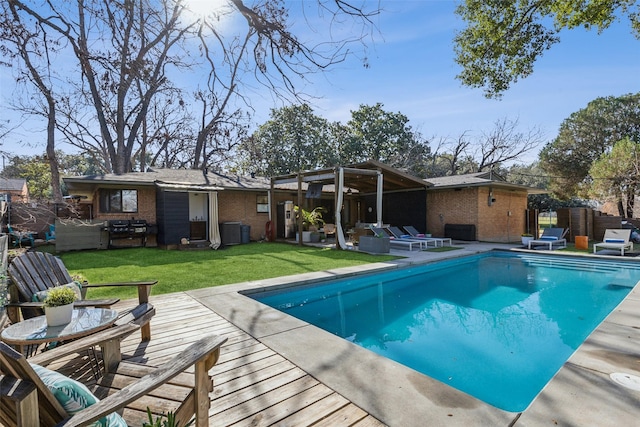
[188,246,640,426]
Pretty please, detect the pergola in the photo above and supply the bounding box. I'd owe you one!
[270,160,430,249]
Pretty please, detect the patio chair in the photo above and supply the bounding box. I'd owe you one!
[593,229,633,256]
[370,227,423,251]
[402,225,453,247]
[323,223,336,238]
[7,225,35,248]
[6,251,157,341]
[45,224,55,242]
[386,226,437,248]
[0,326,226,427]
[526,227,568,250]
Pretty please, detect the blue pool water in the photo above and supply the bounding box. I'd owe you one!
[248,251,640,412]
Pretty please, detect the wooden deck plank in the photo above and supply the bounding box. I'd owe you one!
[278,392,353,426]
[254,389,350,427]
[311,402,380,427]
[210,375,320,426]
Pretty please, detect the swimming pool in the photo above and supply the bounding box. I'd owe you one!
[247,251,640,412]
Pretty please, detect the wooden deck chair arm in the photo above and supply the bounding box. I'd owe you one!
[28,323,141,368]
[113,303,156,327]
[57,334,228,427]
[83,280,157,304]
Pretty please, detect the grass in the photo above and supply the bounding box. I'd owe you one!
[423,246,463,252]
[59,243,399,300]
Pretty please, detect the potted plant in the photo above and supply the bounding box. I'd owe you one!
[43,286,78,326]
[294,206,326,242]
[521,233,534,245]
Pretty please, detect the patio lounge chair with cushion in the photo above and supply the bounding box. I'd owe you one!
[593,229,633,256]
[401,225,453,247]
[6,252,157,341]
[386,226,437,248]
[0,326,227,427]
[527,227,568,250]
[370,227,423,251]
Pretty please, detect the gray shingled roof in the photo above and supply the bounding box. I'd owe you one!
[64,168,271,191]
[0,177,27,191]
[425,172,505,188]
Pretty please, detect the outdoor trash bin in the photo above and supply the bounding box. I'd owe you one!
[241,224,251,244]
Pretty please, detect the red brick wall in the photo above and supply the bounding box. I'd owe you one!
[427,188,478,237]
[476,187,527,242]
[427,186,527,242]
[218,191,270,241]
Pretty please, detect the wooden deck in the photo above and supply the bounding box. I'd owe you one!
[37,293,387,427]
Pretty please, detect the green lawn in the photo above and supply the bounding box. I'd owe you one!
[60,243,399,300]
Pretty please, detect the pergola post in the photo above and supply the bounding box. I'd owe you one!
[377,172,383,227]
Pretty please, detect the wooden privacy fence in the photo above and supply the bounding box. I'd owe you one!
[556,208,638,242]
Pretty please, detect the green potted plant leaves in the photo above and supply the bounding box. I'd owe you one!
[294,206,326,242]
[43,286,78,326]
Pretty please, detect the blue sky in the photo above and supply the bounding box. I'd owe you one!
[287,0,640,163]
[3,0,639,165]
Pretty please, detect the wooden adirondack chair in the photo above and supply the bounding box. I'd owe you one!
[6,252,157,341]
[0,313,226,427]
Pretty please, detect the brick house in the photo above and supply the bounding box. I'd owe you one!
[0,178,29,202]
[62,165,537,250]
[63,168,273,249]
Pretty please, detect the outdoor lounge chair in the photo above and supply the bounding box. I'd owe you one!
[526,227,568,250]
[401,225,453,247]
[386,226,437,248]
[371,227,423,251]
[0,323,226,427]
[6,251,157,341]
[593,229,633,256]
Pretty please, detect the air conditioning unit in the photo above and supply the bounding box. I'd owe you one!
[221,222,242,245]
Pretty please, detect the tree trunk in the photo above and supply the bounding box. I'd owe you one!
[617,199,625,217]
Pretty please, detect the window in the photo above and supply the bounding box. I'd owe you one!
[99,189,138,213]
[257,195,269,213]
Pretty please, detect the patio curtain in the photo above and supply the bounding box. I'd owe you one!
[208,192,221,250]
[335,168,348,249]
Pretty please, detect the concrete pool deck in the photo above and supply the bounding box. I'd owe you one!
[188,242,640,426]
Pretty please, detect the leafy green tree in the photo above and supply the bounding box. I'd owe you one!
[539,93,640,199]
[589,137,640,217]
[344,103,431,176]
[1,154,51,199]
[235,104,333,176]
[1,151,100,200]
[454,0,640,98]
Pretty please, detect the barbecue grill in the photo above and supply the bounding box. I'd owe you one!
[107,219,149,248]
